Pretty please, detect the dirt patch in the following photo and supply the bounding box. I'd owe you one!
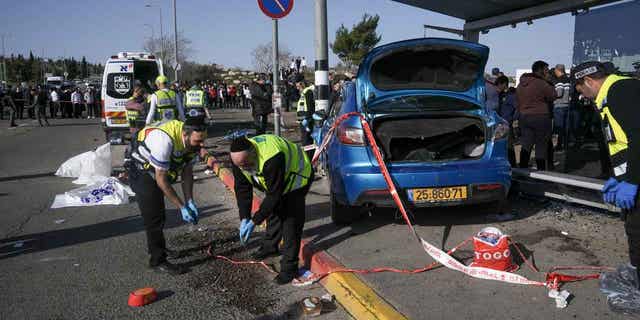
[169,227,279,317]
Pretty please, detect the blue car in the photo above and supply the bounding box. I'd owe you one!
[317,38,511,224]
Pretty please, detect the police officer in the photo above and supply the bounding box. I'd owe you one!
[127,110,207,275]
[230,135,313,284]
[295,75,315,146]
[573,61,640,287]
[146,75,185,125]
[184,84,212,122]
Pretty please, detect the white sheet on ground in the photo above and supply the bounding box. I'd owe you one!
[51,177,135,209]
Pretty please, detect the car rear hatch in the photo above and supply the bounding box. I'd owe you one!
[356,37,489,108]
[356,38,490,164]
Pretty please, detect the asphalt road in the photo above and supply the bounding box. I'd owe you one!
[0,115,349,320]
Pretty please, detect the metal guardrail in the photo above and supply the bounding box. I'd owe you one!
[512,168,620,213]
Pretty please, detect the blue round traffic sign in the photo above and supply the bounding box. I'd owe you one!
[257,0,294,19]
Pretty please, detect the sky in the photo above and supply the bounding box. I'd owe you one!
[1,0,585,75]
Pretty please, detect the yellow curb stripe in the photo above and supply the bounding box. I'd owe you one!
[322,272,408,320]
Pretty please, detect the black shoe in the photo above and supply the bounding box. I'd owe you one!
[166,249,186,260]
[150,261,187,276]
[273,271,296,285]
[251,248,280,260]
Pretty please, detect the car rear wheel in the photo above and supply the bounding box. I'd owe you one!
[330,193,361,225]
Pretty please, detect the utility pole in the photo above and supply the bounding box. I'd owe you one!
[314,0,329,113]
[272,19,281,136]
[1,34,7,83]
[172,0,179,82]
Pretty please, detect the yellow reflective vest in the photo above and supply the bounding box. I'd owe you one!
[135,120,195,182]
[239,135,312,194]
[185,89,205,107]
[296,85,314,118]
[595,74,632,177]
[154,89,178,121]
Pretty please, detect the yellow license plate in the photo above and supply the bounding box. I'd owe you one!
[110,118,128,125]
[409,186,468,203]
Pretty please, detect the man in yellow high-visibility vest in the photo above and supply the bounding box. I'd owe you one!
[573,61,640,303]
[229,135,313,285]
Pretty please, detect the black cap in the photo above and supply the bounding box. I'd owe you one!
[230,137,253,152]
[184,108,206,128]
[294,74,305,83]
[571,61,606,82]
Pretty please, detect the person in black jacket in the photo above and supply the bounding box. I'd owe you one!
[574,62,640,299]
[249,74,272,135]
[30,86,50,127]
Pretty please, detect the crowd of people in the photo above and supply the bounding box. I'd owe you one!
[0,83,101,127]
[485,60,634,177]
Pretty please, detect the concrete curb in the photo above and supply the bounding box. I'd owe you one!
[206,155,408,320]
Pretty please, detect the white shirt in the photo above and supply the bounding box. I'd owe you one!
[71,92,83,104]
[50,91,59,102]
[145,88,185,125]
[243,87,251,99]
[301,58,307,67]
[139,129,174,171]
[84,91,94,103]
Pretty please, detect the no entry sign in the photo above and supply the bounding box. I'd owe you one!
[257,0,294,19]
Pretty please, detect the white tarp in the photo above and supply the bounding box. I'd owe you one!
[51,177,134,209]
[52,143,135,209]
[55,143,112,185]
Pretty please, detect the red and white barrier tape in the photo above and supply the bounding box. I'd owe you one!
[211,112,613,302]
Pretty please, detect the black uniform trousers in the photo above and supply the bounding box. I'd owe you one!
[626,206,640,268]
[129,167,167,266]
[260,181,312,274]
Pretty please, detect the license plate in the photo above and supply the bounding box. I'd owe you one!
[110,118,128,125]
[408,186,468,203]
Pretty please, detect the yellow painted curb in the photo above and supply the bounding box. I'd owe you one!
[319,265,408,320]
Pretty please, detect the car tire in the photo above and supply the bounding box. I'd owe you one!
[330,193,361,225]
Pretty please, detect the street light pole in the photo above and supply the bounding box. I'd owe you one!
[143,23,155,43]
[145,3,164,63]
[172,0,179,83]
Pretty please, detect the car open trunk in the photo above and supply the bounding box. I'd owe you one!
[373,115,486,163]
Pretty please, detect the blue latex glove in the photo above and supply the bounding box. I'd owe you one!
[180,206,195,223]
[187,199,199,224]
[602,178,620,204]
[614,181,639,210]
[240,219,248,230]
[239,219,255,245]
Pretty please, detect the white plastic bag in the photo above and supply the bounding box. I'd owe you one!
[51,177,135,209]
[55,143,112,185]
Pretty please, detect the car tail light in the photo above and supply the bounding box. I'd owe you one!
[337,123,365,146]
[493,122,509,140]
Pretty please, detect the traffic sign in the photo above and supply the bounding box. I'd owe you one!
[258,0,294,19]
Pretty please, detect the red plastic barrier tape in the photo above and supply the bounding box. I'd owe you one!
[308,112,610,290]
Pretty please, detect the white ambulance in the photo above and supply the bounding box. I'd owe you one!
[101,52,163,143]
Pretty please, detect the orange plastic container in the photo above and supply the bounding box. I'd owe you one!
[128,287,157,307]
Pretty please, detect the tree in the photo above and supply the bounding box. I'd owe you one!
[143,32,194,80]
[331,14,381,68]
[251,42,292,75]
[81,56,88,78]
